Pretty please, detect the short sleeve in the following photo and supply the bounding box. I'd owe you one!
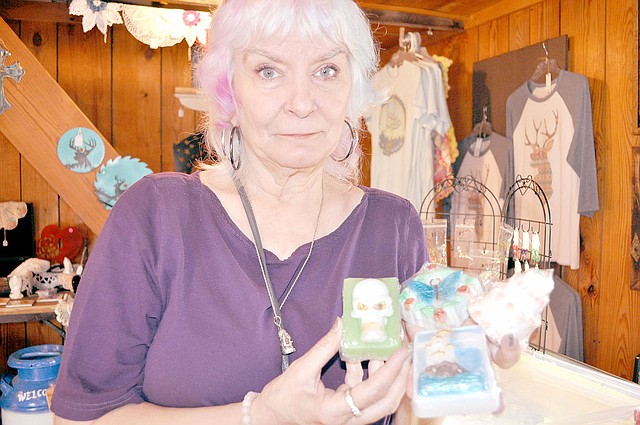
[51,177,166,421]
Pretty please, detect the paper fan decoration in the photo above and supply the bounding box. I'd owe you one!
[94,156,152,210]
[0,202,27,247]
[69,0,123,42]
[121,5,211,49]
[57,127,106,173]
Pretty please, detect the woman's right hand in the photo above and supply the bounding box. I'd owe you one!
[251,317,412,424]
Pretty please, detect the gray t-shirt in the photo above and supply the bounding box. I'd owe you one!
[51,171,428,421]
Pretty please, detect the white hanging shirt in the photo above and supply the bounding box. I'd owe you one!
[365,60,449,211]
[506,70,598,269]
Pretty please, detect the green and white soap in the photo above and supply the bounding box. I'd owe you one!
[340,277,402,362]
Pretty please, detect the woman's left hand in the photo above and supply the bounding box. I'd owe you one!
[253,317,412,424]
[487,333,521,369]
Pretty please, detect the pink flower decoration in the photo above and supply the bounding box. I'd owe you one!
[183,11,201,27]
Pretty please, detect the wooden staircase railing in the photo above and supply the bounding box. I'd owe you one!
[0,16,118,236]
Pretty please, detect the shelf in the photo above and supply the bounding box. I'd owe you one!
[174,86,207,112]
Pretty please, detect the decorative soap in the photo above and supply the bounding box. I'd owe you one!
[340,277,402,362]
[412,325,500,418]
[400,263,484,331]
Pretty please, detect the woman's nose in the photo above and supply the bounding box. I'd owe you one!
[286,77,316,118]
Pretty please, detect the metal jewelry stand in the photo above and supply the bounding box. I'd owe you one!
[419,174,554,353]
[419,174,503,278]
[501,174,553,353]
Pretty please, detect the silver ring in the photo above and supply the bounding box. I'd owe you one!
[344,387,362,418]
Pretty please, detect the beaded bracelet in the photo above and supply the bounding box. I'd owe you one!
[242,391,258,425]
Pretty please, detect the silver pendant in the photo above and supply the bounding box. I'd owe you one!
[278,328,296,355]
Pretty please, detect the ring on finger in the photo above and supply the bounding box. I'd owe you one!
[344,387,363,418]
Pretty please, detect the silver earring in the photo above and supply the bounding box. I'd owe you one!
[229,126,242,170]
[220,128,227,157]
[332,120,358,162]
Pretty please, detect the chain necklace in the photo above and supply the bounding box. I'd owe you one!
[235,176,324,372]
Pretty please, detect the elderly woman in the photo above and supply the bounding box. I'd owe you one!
[51,0,517,424]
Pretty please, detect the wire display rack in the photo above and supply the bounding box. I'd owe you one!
[502,174,553,352]
[419,174,505,279]
[420,174,553,352]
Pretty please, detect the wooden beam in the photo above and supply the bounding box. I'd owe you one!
[0,16,117,236]
[467,0,547,29]
[0,2,76,24]
[357,2,467,22]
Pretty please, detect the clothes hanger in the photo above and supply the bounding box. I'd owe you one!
[389,28,418,67]
[530,41,562,82]
[473,106,493,138]
[388,28,437,68]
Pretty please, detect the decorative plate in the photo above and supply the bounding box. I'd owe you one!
[57,127,106,173]
[94,156,152,210]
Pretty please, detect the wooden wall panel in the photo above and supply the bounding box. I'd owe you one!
[0,135,21,201]
[58,24,112,141]
[601,0,640,380]
[427,29,477,138]
[19,20,60,232]
[57,23,112,247]
[160,43,198,173]
[508,8,530,51]
[528,0,560,43]
[556,0,606,368]
[112,25,162,172]
[17,20,64,347]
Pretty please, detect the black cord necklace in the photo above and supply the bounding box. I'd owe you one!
[235,177,324,372]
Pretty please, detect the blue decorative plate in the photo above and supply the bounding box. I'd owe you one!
[93,156,153,210]
[57,127,105,173]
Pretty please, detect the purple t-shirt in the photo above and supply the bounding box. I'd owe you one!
[50,172,428,421]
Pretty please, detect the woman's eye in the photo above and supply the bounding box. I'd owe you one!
[316,65,337,79]
[257,66,278,80]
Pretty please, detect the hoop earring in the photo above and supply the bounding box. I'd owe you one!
[220,128,227,157]
[229,126,242,170]
[332,119,358,162]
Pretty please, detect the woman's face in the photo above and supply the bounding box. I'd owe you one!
[232,37,352,173]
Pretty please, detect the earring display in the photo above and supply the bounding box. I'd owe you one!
[511,227,544,273]
[423,219,448,266]
[514,258,522,274]
[468,245,501,284]
[453,218,476,262]
[497,222,514,266]
[531,232,541,264]
[521,229,530,256]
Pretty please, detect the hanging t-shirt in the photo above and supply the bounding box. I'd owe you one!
[449,132,514,269]
[506,70,598,269]
[365,60,450,212]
